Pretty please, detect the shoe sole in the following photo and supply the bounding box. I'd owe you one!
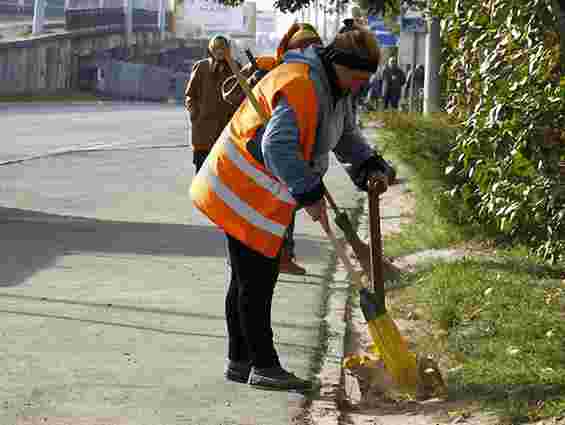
[249,382,311,393]
[248,378,312,393]
[225,370,250,384]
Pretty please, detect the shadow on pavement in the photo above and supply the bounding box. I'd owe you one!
[0,207,327,287]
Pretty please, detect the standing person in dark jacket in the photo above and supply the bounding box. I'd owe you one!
[185,35,239,172]
[382,56,406,110]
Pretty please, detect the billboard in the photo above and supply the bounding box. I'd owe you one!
[184,0,244,34]
[255,10,278,54]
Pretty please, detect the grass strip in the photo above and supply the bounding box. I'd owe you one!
[364,111,565,422]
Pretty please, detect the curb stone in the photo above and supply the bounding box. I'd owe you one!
[308,266,350,425]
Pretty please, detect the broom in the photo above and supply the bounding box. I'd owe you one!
[320,176,418,392]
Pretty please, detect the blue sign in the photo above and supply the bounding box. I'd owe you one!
[375,31,399,48]
[367,15,399,48]
[400,16,426,33]
[367,15,386,31]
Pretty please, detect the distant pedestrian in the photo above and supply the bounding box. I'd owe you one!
[382,57,406,110]
[366,66,383,111]
[184,35,239,172]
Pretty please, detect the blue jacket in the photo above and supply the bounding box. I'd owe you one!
[248,46,375,204]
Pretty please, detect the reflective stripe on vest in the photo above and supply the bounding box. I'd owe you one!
[190,63,319,258]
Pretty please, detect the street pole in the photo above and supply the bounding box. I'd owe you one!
[423,12,441,114]
[32,0,46,35]
[158,0,166,35]
[323,2,327,42]
[314,0,318,29]
[125,0,133,45]
[409,31,417,112]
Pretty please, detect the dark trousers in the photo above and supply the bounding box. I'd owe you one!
[384,92,401,110]
[225,234,281,368]
[193,150,209,173]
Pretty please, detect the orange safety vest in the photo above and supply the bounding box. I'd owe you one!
[190,62,319,258]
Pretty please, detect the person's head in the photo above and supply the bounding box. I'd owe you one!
[327,23,381,95]
[387,56,398,67]
[208,35,230,62]
[276,23,323,62]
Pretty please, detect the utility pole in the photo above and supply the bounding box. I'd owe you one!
[409,32,417,112]
[125,0,133,45]
[32,0,46,35]
[423,4,441,114]
[323,1,327,42]
[158,0,166,35]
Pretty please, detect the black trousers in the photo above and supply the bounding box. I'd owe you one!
[384,92,401,110]
[225,233,281,368]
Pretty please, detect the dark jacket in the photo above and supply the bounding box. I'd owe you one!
[382,64,406,97]
[185,57,239,152]
[405,64,424,97]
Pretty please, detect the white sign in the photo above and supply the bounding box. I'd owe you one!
[185,0,245,33]
[400,15,426,33]
[256,10,275,33]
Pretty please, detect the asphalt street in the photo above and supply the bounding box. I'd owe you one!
[0,102,366,425]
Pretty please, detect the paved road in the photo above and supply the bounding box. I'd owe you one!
[0,102,365,425]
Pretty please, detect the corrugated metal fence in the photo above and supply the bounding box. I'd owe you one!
[95,59,189,102]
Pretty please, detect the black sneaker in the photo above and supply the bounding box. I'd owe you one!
[225,360,251,384]
[248,366,312,392]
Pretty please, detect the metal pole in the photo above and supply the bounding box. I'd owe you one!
[409,32,417,112]
[158,0,165,34]
[125,0,133,44]
[32,0,46,35]
[323,1,327,42]
[314,0,318,29]
[423,14,441,114]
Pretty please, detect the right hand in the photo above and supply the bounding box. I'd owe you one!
[305,198,329,229]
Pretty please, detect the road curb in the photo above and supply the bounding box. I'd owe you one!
[309,266,350,425]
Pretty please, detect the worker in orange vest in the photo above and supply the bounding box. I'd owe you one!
[191,22,394,392]
[222,23,324,276]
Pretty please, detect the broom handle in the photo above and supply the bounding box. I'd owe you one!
[368,173,386,302]
[320,217,367,291]
[224,49,269,124]
[323,186,340,215]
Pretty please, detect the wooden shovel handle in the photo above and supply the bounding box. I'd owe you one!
[224,49,269,124]
[368,172,386,303]
[319,217,367,291]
